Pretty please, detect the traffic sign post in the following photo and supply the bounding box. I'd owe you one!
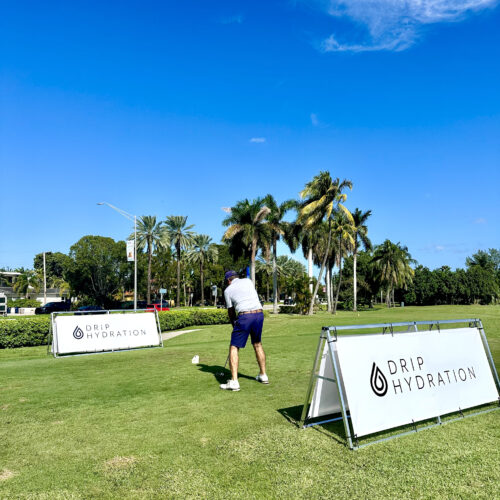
[159,288,167,309]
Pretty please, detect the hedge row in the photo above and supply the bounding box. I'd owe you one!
[0,316,51,348]
[157,309,233,331]
[7,299,41,308]
[0,309,253,348]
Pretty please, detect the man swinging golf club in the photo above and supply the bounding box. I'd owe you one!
[220,270,269,391]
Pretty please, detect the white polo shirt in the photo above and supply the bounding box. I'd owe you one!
[224,278,262,314]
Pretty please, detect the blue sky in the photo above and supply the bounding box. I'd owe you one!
[1,0,499,271]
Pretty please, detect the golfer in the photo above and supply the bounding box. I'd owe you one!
[220,270,269,391]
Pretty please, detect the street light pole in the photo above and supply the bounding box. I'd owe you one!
[43,251,47,305]
[97,202,138,311]
[134,214,137,311]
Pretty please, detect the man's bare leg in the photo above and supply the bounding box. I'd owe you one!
[253,342,266,376]
[229,345,239,381]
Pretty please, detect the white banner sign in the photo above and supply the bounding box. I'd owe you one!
[335,328,498,437]
[53,312,161,355]
[126,240,135,262]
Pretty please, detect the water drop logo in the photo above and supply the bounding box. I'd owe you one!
[370,362,388,397]
[73,326,84,340]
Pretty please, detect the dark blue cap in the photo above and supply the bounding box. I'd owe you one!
[225,270,238,280]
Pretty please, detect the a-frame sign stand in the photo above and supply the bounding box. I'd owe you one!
[299,327,354,449]
[299,319,500,450]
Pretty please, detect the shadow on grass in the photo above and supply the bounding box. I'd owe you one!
[196,364,255,383]
[277,405,303,428]
[277,405,347,447]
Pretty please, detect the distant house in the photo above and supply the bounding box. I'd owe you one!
[0,272,66,304]
[0,271,21,286]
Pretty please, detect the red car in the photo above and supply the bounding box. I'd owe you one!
[146,303,170,312]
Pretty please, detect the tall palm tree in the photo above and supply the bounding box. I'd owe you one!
[284,220,319,295]
[186,234,218,305]
[372,240,415,307]
[331,212,355,314]
[311,222,343,313]
[256,255,288,302]
[222,198,271,285]
[262,195,295,313]
[130,215,166,304]
[163,216,195,307]
[299,171,353,315]
[351,208,372,311]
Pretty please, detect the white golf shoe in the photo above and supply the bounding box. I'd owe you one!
[220,379,240,391]
[256,374,269,384]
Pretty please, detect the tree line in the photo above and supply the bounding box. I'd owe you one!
[2,171,498,312]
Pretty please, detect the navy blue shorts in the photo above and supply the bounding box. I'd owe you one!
[231,312,264,348]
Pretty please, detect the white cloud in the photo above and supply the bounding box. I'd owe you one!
[249,137,266,143]
[220,14,244,25]
[473,217,487,224]
[310,113,319,126]
[421,243,470,254]
[309,0,498,52]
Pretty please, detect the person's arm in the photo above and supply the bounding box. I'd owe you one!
[224,288,235,326]
[227,306,236,327]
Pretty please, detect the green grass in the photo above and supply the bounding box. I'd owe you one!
[1,305,499,499]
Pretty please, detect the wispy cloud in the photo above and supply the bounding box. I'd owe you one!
[421,243,470,254]
[220,14,244,25]
[473,217,487,224]
[249,137,266,143]
[308,1,498,52]
[310,113,319,126]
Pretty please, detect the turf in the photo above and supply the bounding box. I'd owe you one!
[1,305,499,499]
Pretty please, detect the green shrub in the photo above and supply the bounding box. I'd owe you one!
[279,305,302,314]
[7,299,40,308]
[0,316,51,348]
[157,309,231,331]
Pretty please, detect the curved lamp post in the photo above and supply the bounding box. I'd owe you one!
[97,202,137,310]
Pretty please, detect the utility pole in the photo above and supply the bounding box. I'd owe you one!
[98,202,138,310]
[43,252,47,305]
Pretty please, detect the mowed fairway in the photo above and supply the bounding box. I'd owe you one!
[1,305,499,499]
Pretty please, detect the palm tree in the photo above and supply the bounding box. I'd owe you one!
[163,216,195,307]
[130,215,166,304]
[278,255,306,278]
[275,255,306,303]
[372,240,415,307]
[186,234,218,305]
[50,277,71,298]
[180,252,195,306]
[222,198,271,285]
[351,208,372,311]
[465,250,496,272]
[255,256,272,302]
[256,255,288,302]
[331,212,355,314]
[284,220,319,295]
[311,222,340,313]
[262,195,295,313]
[299,171,353,315]
[13,270,42,298]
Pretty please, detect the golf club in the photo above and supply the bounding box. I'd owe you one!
[216,353,229,378]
